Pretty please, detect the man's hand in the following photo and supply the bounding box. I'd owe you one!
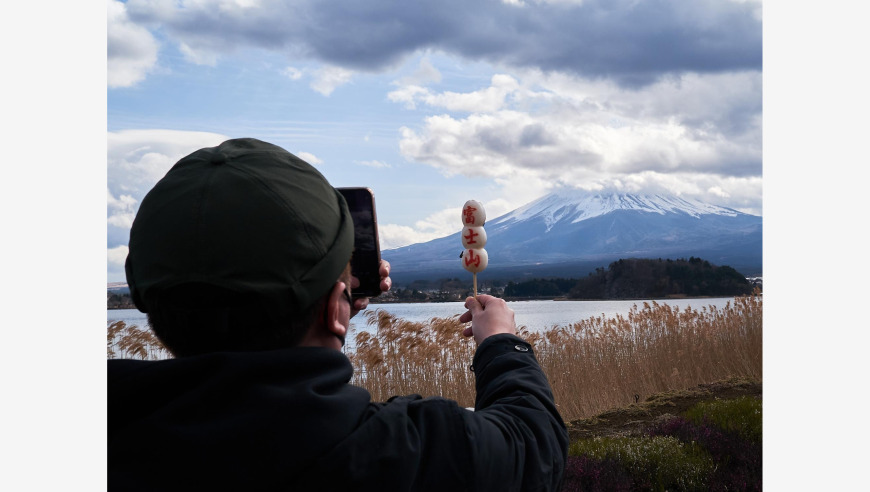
[350,259,392,318]
[458,294,517,345]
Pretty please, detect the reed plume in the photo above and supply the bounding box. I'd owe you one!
[349,291,762,422]
[107,291,762,422]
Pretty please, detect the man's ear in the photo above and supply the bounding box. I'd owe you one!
[325,281,348,341]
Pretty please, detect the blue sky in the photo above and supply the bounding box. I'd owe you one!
[7,2,870,484]
[107,0,765,282]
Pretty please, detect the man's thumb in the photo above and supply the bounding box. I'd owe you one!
[465,296,482,314]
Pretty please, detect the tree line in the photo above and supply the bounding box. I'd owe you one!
[107,292,135,309]
[505,257,756,299]
[108,257,759,307]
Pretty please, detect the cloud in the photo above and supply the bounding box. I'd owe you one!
[107,129,229,248]
[389,74,520,113]
[309,66,354,96]
[356,160,391,169]
[280,65,354,95]
[296,152,322,165]
[395,69,762,213]
[107,189,138,229]
[107,245,130,281]
[108,245,129,267]
[107,0,159,88]
[378,198,517,250]
[179,42,219,66]
[379,207,461,249]
[123,0,760,87]
[282,66,304,80]
[396,56,442,86]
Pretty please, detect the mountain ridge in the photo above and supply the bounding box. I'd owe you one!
[382,191,761,284]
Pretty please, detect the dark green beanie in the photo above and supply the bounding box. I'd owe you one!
[125,138,354,314]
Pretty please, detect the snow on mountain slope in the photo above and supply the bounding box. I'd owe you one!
[382,190,762,283]
[490,190,740,233]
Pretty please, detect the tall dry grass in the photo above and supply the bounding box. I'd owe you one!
[107,292,762,423]
[350,292,762,422]
[348,310,479,405]
[107,320,172,360]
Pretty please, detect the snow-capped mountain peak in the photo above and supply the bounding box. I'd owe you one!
[491,190,740,233]
[382,189,761,284]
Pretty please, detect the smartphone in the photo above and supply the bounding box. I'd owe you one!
[337,187,382,298]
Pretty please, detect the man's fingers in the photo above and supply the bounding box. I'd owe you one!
[464,296,482,313]
[354,298,369,311]
[459,310,472,323]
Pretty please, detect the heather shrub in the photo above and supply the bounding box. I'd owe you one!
[684,396,762,443]
[569,436,714,491]
[561,455,634,492]
[647,400,762,491]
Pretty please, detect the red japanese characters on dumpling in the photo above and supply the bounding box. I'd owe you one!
[461,248,488,274]
[461,226,487,249]
[461,200,486,227]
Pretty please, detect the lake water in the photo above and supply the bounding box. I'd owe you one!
[107,297,738,333]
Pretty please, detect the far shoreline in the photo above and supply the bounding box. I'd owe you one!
[109,293,753,310]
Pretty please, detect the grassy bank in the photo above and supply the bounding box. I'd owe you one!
[563,384,762,491]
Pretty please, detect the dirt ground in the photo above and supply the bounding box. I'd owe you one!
[565,377,762,441]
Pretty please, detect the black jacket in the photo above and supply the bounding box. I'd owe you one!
[107,333,568,491]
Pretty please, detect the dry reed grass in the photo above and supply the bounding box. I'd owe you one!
[106,292,762,423]
[350,292,762,422]
[347,310,479,405]
[107,320,172,360]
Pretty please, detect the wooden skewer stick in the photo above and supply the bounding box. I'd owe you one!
[473,273,478,298]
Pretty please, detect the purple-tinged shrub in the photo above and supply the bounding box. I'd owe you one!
[561,455,634,492]
[647,417,761,491]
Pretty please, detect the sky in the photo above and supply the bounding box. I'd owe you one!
[106,0,765,283]
[6,2,870,488]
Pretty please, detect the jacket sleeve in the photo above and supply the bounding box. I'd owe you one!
[463,333,569,492]
[295,334,568,492]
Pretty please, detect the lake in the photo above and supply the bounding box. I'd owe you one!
[107,297,738,333]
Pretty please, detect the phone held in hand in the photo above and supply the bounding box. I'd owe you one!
[337,187,382,298]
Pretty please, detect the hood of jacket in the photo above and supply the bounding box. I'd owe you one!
[107,347,371,490]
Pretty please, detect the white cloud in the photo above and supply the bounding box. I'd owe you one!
[107,189,138,229]
[396,57,442,86]
[387,85,430,110]
[395,69,762,213]
[378,197,518,251]
[108,129,227,186]
[108,245,129,267]
[179,42,219,66]
[279,65,355,96]
[296,152,322,165]
[107,245,130,282]
[282,66,303,80]
[107,0,159,88]
[107,129,228,245]
[378,207,459,250]
[389,74,520,113]
[356,160,391,169]
[310,66,354,96]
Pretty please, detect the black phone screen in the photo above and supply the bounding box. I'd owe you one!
[337,187,382,298]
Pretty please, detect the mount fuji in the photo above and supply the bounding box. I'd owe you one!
[381,190,762,284]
